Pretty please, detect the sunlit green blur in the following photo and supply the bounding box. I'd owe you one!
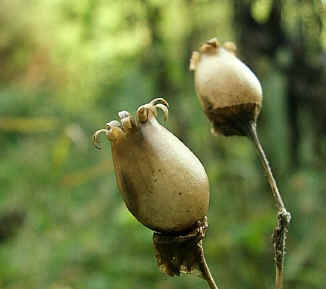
[1,1,326,289]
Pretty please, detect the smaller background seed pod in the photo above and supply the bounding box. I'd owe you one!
[93,98,210,234]
[190,38,291,289]
[190,37,263,136]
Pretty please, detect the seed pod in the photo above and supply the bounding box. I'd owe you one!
[93,98,209,233]
[190,37,263,136]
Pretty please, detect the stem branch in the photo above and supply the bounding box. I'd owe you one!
[248,121,291,289]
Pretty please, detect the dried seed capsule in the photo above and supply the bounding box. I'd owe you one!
[93,98,209,233]
[190,37,263,136]
[190,39,291,289]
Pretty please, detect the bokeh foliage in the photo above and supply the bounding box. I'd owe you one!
[1,0,326,289]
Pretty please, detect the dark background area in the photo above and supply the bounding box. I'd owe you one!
[0,0,326,288]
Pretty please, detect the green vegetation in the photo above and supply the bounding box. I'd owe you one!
[1,1,326,289]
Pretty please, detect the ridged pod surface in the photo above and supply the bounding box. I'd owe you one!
[93,98,209,233]
[190,38,263,136]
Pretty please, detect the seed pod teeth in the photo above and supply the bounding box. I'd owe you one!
[190,51,200,71]
[106,120,122,129]
[106,125,125,142]
[137,105,150,123]
[154,104,169,122]
[120,116,136,132]
[223,41,237,55]
[137,98,169,123]
[199,37,220,54]
[92,129,109,150]
[118,111,130,120]
[118,111,136,132]
[150,97,169,108]
[92,120,126,148]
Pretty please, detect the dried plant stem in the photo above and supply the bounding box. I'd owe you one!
[248,121,291,289]
[198,241,219,289]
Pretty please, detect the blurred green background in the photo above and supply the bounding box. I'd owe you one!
[1,0,326,288]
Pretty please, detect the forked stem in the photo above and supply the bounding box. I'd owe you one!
[247,121,291,289]
[198,241,219,289]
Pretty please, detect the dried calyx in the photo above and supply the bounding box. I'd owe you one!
[190,37,262,136]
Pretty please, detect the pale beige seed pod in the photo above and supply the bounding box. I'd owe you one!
[191,39,291,289]
[93,98,209,233]
[190,38,263,136]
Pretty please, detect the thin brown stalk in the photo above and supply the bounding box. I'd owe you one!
[248,121,291,289]
[198,241,219,289]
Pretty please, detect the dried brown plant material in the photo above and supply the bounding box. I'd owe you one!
[153,217,207,277]
[190,37,262,136]
[93,98,209,233]
[153,217,219,289]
